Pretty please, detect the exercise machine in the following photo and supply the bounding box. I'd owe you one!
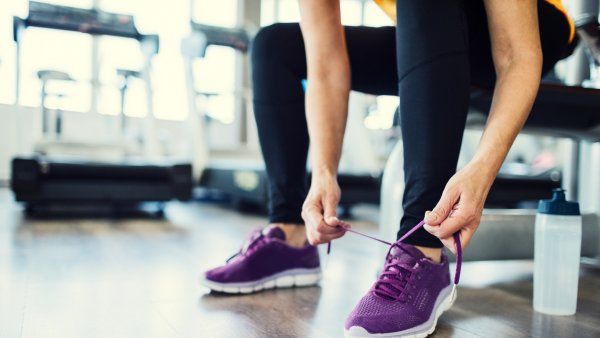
[11,157,192,217]
[11,1,192,216]
[14,1,160,158]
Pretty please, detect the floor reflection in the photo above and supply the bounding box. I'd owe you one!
[14,217,186,239]
[198,287,324,337]
[2,187,599,338]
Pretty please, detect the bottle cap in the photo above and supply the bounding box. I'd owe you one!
[537,188,580,216]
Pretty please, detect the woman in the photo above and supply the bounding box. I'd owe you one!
[203,0,575,336]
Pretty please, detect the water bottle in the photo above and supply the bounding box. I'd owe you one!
[533,188,582,315]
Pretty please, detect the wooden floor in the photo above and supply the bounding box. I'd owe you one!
[0,189,599,338]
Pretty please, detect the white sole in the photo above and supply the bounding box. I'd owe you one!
[344,284,457,338]
[200,268,322,294]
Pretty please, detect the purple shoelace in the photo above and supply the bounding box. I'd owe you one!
[226,228,265,262]
[330,220,462,285]
[373,253,419,301]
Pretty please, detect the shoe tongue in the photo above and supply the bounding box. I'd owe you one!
[262,226,286,240]
[388,243,425,265]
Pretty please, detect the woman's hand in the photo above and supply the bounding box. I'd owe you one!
[423,161,495,254]
[302,175,346,245]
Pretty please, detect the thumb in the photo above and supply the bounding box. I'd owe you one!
[323,197,339,226]
[426,191,456,226]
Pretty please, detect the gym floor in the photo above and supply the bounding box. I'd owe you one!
[0,189,598,338]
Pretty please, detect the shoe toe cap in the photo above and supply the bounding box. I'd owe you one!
[344,314,389,334]
[344,325,371,337]
[204,266,228,283]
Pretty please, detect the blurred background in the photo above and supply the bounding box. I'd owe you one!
[0,0,594,215]
[0,0,397,180]
[0,1,599,337]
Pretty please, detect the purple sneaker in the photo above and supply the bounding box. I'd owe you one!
[344,242,456,337]
[201,226,321,294]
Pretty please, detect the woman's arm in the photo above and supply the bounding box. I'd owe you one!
[472,0,543,180]
[425,0,543,251]
[300,0,350,177]
[299,0,351,244]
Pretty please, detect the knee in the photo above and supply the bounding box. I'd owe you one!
[395,0,468,78]
[253,24,288,48]
[251,23,297,67]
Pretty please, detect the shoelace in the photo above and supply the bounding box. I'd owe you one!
[226,228,265,262]
[329,220,462,287]
[374,252,418,301]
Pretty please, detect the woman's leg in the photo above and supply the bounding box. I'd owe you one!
[395,0,471,247]
[396,0,575,248]
[251,23,397,227]
[252,24,310,226]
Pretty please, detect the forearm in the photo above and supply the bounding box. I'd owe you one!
[299,0,351,178]
[471,55,542,181]
[305,67,350,177]
[473,0,542,183]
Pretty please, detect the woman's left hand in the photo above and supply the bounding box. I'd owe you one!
[423,162,495,254]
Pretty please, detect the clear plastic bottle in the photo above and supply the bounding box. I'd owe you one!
[533,188,582,315]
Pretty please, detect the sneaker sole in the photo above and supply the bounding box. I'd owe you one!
[344,284,457,338]
[200,268,322,294]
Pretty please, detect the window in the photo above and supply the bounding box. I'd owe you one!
[192,47,237,125]
[1,0,238,122]
[260,0,276,26]
[98,0,191,120]
[190,0,238,125]
[265,0,366,25]
[96,35,145,117]
[277,0,300,23]
[19,28,93,112]
[340,0,363,26]
[193,0,238,28]
[1,0,94,108]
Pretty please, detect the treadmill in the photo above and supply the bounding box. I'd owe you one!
[181,22,380,213]
[11,1,192,216]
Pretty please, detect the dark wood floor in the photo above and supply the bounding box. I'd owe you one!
[0,190,598,338]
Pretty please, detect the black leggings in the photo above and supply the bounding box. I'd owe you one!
[251,0,573,248]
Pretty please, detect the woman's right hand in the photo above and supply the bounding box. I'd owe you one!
[301,175,346,245]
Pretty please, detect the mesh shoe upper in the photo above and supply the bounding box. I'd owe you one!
[204,226,320,284]
[345,243,451,334]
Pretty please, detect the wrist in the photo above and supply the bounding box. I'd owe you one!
[311,164,337,177]
[467,157,499,185]
[311,165,338,181]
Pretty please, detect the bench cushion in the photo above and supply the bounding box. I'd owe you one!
[469,83,600,141]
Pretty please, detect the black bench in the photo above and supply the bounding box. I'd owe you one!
[469,83,600,141]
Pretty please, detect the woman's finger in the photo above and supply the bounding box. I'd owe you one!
[317,220,345,235]
[436,213,469,238]
[307,228,345,245]
[425,189,459,226]
[323,196,339,222]
[302,204,324,227]
[325,215,341,226]
[439,226,475,254]
[440,236,457,255]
